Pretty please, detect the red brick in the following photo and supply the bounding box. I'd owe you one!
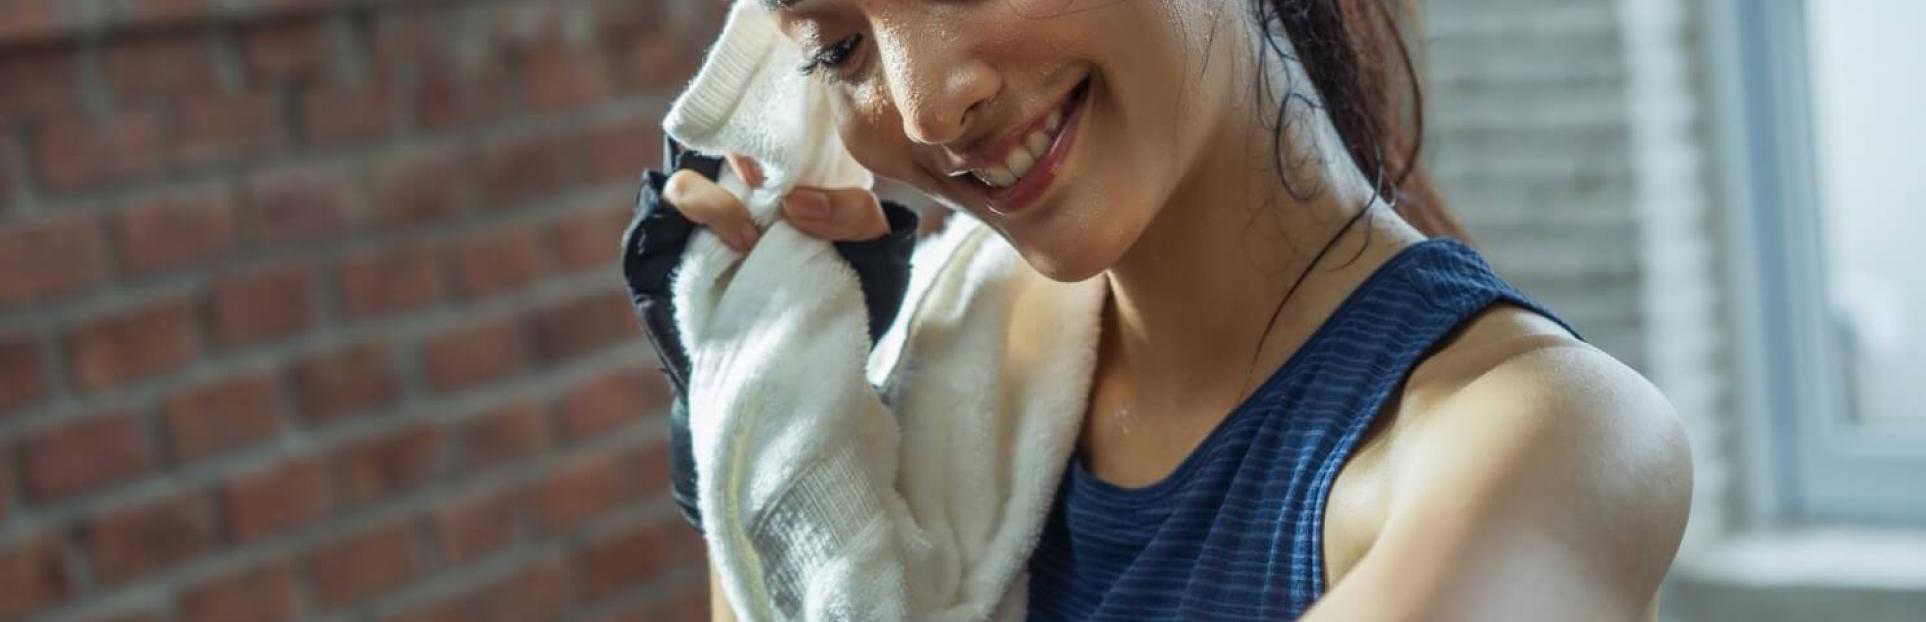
[221,456,333,543]
[85,490,217,584]
[209,265,313,346]
[459,401,551,467]
[525,290,641,363]
[21,412,151,501]
[447,226,545,298]
[420,318,526,393]
[171,90,283,167]
[589,0,664,52]
[415,60,518,131]
[668,582,712,622]
[245,163,355,244]
[618,35,704,94]
[536,453,633,530]
[0,214,108,306]
[0,336,46,415]
[34,109,166,191]
[66,297,202,391]
[162,372,284,462]
[484,557,573,621]
[302,85,393,144]
[625,440,673,495]
[382,557,570,622]
[0,46,79,122]
[336,423,441,504]
[337,247,444,319]
[579,116,661,182]
[241,18,332,82]
[572,520,686,601]
[114,184,236,275]
[476,132,569,210]
[369,6,448,65]
[371,147,469,228]
[0,533,70,618]
[551,200,632,272]
[481,2,567,48]
[433,486,525,562]
[558,367,663,440]
[0,1,64,48]
[103,32,218,101]
[288,342,401,422]
[526,39,612,112]
[307,523,419,606]
[179,560,297,622]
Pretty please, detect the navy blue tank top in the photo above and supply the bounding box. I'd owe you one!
[1025,238,1575,620]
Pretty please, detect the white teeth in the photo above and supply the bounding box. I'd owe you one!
[969,115,1067,189]
[1025,131,1052,158]
[1003,148,1036,181]
[975,166,1017,188]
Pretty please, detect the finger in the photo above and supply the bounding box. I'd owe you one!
[664,169,760,252]
[725,154,765,189]
[781,187,891,242]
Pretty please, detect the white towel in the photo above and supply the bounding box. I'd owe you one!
[662,2,1107,621]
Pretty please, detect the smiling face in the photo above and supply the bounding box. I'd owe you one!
[770,0,1256,281]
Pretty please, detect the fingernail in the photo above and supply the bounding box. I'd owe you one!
[787,189,832,219]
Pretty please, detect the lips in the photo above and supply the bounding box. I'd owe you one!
[966,78,1092,216]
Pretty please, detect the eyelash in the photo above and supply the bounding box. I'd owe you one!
[798,34,865,79]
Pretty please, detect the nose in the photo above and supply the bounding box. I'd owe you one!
[879,33,999,146]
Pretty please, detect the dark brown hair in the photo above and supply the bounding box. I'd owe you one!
[1240,0,1467,385]
[1252,0,1465,239]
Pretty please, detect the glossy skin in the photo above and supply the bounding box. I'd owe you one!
[664,1,1693,620]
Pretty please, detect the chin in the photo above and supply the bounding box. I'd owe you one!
[1015,248,1107,282]
[999,213,1135,284]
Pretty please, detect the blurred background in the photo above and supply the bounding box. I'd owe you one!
[0,0,1918,621]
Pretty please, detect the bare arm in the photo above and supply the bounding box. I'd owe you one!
[709,561,738,622]
[1303,344,1692,621]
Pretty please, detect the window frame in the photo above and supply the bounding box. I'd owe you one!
[1704,0,1926,526]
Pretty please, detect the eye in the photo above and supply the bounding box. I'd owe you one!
[799,34,865,78]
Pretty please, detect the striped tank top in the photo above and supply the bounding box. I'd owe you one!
[1025,238,1573,620]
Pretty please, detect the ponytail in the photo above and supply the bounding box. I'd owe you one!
[1253,0,1467,240]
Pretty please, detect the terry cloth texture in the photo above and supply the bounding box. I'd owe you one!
[658,2,1106,620]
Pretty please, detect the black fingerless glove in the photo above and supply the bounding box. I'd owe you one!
[620,138,919,532]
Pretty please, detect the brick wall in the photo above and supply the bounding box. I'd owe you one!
[0,1,720,620]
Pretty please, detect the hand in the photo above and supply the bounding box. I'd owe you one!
[661,154,892,253]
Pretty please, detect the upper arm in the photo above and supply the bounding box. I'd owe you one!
[1305,343,1693,622]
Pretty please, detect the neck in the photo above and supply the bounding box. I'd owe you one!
[1097,25,1424,414]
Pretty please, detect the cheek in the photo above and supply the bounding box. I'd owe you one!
[832,94,913,180]
[833,93,967,207]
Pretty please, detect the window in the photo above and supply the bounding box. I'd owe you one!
[1708,0,1926,524]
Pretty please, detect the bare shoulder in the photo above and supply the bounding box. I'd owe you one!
[1335,304,1694,618]
[1403,305,1690,480]
[1394,305,1693,510]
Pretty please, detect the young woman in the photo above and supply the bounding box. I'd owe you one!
[628,0,1692,619]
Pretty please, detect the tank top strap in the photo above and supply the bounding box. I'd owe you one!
[1279,238,1580,400]
[1284,236,1580,602]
